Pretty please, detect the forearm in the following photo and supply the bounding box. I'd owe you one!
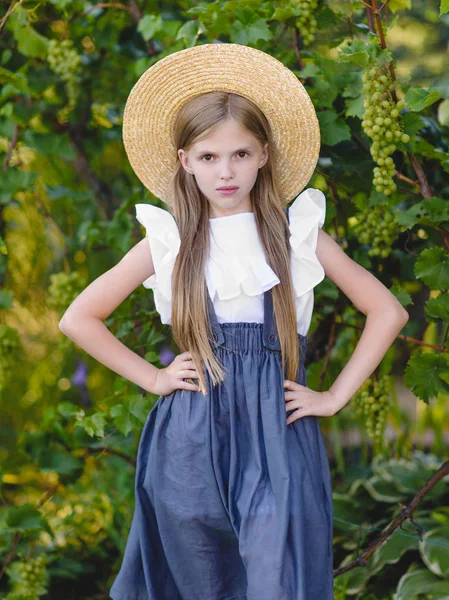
[328,306,409,412]
[59,315,159,394]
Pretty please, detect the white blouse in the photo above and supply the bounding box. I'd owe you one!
[135,187,326,336]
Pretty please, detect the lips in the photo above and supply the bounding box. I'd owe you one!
[217,187,239,190]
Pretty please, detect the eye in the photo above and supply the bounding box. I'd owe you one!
[200,151,250,161]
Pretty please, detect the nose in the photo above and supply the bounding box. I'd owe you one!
[218,159,234,180]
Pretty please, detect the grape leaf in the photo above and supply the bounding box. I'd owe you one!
[415,248,449,290]
[405,87,442,112]
[404,353,449,402]
[317,110,352,146]
[425,295,449,322]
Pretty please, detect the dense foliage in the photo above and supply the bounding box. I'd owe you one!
[1,0,448,598]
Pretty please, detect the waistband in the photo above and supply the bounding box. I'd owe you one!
[210,321,308,355]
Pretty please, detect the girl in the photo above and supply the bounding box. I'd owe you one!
[59,43,409,600]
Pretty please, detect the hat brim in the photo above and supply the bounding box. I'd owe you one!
[123,42,320,206]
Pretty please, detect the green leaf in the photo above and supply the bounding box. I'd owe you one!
[389,285,413,308]
[269,6,296,21]
[404,352,449,402]
[363,475,405,503]
[137,15,164,41]
[80,412,107,438]
[395,567,449,600]
[0,289,13,309]
[420,526,449,578]
[339,41,369,68]
[345,95,365,119]
[414,247,449,290]
[425,294,449,323]
[372,525,418,569]
[12,25,49,60]
[37,448,83,475]
[396,197,449,230]
[0,66,29,95]
[405,86,442,112]
[317,110,352,146]
[230,17,272,45]
[440,0,449,16]
[4,504,52,535]
[388,0,411,12]
[110,403,133,436]
[437,98,449,126]
[176,21,201,47]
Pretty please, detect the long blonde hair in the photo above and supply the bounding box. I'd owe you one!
[166,91,300,395]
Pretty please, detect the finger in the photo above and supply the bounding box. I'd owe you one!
[286,408,304,425]
[180,369,200,379]
[283,380,300,389]
[181,380,200,392]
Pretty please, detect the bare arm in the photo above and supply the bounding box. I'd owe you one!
[58,238,160,394]
[315,228,409,412]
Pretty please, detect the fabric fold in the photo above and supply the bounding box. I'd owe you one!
[288,187,326,298]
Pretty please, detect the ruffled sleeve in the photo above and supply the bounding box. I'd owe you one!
[135,203,180,324]
[288,187,326,298]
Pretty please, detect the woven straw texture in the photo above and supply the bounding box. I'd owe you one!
[122,42,320,206]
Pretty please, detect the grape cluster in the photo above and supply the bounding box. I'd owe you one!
[8,555,48,599]
[353,203,400,258]
[294,0,319,46]
[353,374,392,445]
[47,39,82,114]
[48,271,86,315]
[0,325,22,392]
[361,65,409,196]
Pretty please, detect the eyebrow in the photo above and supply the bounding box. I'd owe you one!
[194,145,254,156]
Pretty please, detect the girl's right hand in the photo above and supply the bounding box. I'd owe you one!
[153,351,202,397]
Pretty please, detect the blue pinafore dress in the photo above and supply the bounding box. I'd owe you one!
[109,209,334,600]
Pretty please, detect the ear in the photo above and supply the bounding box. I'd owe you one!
[178,149,194,174]
[259,143,269,168]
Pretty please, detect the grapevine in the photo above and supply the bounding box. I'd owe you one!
[48,271,87,315]
[294,0,319,46]
[353,203,401,258]
[6,555,48,599]
[361,64,409,196]
[353,374,392,446]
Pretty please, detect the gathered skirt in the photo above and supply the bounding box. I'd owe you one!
[109,322,334,599]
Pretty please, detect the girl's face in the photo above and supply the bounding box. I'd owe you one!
[178,118,268,219]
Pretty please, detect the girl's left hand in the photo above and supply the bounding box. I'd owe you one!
[284,380,338,425]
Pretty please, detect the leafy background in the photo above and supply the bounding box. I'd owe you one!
[1,0,449,598]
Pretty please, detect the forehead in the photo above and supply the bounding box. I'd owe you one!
[191,120,258,151]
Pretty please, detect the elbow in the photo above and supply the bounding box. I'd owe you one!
[58,311,78,335]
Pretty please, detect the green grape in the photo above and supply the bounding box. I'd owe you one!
[7,555,48,599]
[353,375,392,447]
[293,0,320,46]
[361,63,409,195]
[353,203,400,258]
[48,271,87,315]
[47,39,81,113]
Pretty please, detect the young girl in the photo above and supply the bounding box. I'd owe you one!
[59,43,409,600]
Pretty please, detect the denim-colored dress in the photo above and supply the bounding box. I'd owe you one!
[109,190,334,600]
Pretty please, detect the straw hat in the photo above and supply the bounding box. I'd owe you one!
[122,42,320,207]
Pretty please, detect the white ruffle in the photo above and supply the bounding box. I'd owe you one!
[135,203,180,324]
[134,187,326,324]
[205,254,280,301]
[288,187,326,298]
